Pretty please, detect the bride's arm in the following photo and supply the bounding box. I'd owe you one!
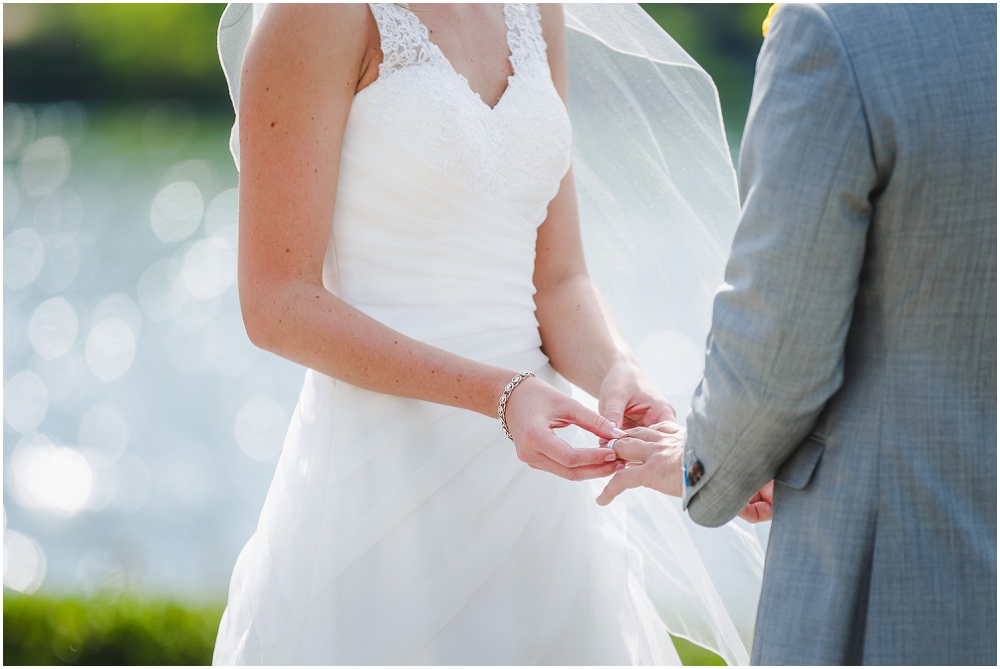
[536,5,676,429]
[237,4,621,479]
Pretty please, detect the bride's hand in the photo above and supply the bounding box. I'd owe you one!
[598,360,676,433]
[503,376,627,481]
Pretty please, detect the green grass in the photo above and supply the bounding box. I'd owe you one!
[4,594,725,665]
[3,594,224,665]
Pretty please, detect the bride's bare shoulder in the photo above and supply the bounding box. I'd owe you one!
[242,4,379,98]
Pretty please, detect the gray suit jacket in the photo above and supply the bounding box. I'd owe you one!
[680,4,996,664]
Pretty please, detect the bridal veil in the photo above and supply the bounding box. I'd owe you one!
[218,3,763,664]
[562,6,763,664]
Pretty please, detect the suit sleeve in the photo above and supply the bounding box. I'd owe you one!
[682,4,880,526]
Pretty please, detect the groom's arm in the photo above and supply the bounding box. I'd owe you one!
[682,4,880,526]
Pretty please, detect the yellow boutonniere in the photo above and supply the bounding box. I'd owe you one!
[762,3,781,38]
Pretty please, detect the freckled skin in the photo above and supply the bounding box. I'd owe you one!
[236,3,671,481]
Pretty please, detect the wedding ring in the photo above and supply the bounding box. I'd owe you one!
[607,438,619,450]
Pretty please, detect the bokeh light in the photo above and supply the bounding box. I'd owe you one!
[182,236,236,300]
[28,296,79,360]
[38,351,87,405]
[202,312,256,378]
[33,188,84,237]
[92,293,143,340]
[4,103,36,160]
[234,396,288,462]
[137,258,188,322]
[36,233,82,294]
[37,102,87,149]
[85,317,136,382]
[4,370,49,433]
[162,159,216,199]
[9,432,94,514]
[68,231,100,291]
[203,187,238,235]
[79,449,118,512]
[4,227,45,290]
[4,165,21,221]
[149,180,203,243]
[3,529,47,594]
[20,136,71,196]
[170,293,221,334]
[5,307,31,364]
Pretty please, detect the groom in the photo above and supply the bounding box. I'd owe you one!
[599,4,996,665]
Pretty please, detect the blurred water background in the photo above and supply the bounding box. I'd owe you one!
[4,3,770,663]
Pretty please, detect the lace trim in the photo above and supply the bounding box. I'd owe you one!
[362,4,570,199]
[369,3,441,78]
[370,4,549,82]
[504,4,549,79]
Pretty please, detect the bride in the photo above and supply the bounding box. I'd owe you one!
[214,3,765,665]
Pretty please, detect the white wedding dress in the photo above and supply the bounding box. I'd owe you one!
[214,3,764,665]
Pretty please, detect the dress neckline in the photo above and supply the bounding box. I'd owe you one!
[402,4,516,112]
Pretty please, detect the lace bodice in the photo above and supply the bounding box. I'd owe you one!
[361,3,572,199]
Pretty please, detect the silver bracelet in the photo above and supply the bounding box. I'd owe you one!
[498,371,535,442]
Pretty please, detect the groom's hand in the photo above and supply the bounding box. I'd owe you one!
[596,422,686,504]
[737,481,773,523]
[596,423,776,523]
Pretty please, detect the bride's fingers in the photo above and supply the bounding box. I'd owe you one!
[596,465,645,505]
[533,429,619,468]
[560,399,626,442]
[598,395,627,435]
[532,453,621,482]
